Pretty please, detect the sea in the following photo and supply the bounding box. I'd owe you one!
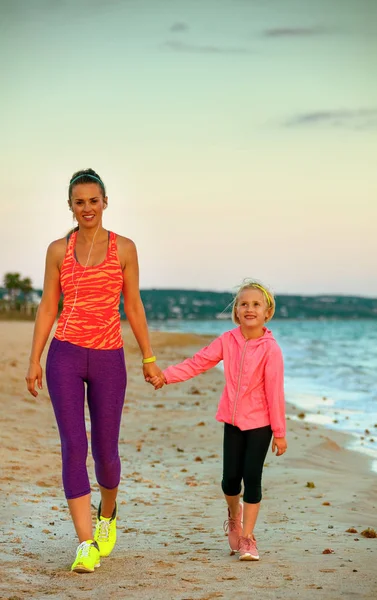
[149,319,377,472]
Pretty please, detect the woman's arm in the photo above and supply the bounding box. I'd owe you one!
[26,240,63,396]
[118,236,162,380]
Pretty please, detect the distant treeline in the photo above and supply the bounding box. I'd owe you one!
[1,285,377,320]
[137,289,377,320]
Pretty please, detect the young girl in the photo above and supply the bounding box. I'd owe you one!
[151,280,287,561]
[25,168,162,573]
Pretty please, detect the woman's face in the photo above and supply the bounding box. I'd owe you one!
[69,183,107,229]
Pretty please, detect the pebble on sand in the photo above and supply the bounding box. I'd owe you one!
[361,528,377,538]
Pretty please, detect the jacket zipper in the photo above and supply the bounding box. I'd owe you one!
[232,340,248,426]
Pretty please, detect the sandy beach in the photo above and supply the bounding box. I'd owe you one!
[0,320,376,600]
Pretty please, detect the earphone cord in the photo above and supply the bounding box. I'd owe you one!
[62,223,101,339]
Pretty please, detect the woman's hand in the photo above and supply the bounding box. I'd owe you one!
[272,436,287,456]
[143,362,164,386]
[25,361,43,397]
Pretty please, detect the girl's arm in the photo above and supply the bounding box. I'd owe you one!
[118,236,162,381]
[26,241,63,396]
[264,344,286,440]
[163,336,223,384]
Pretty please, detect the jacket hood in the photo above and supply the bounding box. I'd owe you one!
[230,326,276,347]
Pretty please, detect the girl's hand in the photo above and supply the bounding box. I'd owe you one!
[272,436,287,456]
[149,375,166,390]
[25,362,43,397]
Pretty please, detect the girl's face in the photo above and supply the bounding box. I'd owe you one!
[236,288,270,334]
[69,183,107,229]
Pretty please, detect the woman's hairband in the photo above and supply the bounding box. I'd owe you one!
[69,174,103,186]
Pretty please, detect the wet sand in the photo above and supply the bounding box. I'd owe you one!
[0,321,376,600]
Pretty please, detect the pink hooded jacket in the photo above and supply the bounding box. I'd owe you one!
[163,327,286,437]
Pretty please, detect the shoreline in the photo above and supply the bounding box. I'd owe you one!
[283,390,377,473]
[286,410,377,475]
[0,321,376,599]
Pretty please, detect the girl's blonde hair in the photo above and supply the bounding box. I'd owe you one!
[231,279,276,324]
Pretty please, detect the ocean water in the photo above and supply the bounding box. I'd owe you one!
[149,319,377,469]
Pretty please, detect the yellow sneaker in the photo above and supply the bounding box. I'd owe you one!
[94,502,117,557]
[71,540,100,573]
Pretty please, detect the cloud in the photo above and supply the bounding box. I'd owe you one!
[164,40,253,54]
[285,109,377,130]
[263,26,327,38]
[170,22,189,33]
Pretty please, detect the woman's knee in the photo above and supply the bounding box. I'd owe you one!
[61,437,88,465]
[94,453,120,471]
[94,455,121,489]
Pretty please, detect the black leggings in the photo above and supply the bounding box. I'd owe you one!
[221,423,272,504]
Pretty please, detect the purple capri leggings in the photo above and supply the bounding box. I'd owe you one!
[46,337,127,499]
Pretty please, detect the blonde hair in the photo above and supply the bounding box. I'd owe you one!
[231,279,276,324]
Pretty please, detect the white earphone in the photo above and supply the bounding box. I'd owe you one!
[62,222,101,339]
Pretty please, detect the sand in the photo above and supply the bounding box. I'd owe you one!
[0,321,376,600]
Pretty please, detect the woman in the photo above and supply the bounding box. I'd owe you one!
[26,168,162,573]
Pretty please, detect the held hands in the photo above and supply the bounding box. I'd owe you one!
[143,362,166,389]
[272,436,287,456]
[149,373,166,390]
[25,361,43,397]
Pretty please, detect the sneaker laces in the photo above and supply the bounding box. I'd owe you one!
[223,516,238,534]
[76,541,92,558]
[96,519,110,541]
[238,536,257,552]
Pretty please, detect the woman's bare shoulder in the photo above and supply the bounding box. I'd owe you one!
[47,236,68,261]
[114,234,137,269]
[115,233,136,250]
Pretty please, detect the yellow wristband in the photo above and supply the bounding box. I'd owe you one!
[142,355,156,364]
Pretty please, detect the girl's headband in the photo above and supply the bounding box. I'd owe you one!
[69,174,103,187]
[249,284,272,307]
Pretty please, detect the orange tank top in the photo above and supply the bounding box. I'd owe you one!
[55,230,124,349]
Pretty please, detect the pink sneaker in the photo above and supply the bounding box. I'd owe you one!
[223,503,243,554]
[238,535,259,561]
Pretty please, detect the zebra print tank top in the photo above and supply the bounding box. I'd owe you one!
[54,230,124,349]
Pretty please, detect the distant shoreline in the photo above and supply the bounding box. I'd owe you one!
[2,288,377,320]
[2,312,377,322]
[2,313,377,322]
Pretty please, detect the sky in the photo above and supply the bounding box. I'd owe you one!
[1,0,376,296]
